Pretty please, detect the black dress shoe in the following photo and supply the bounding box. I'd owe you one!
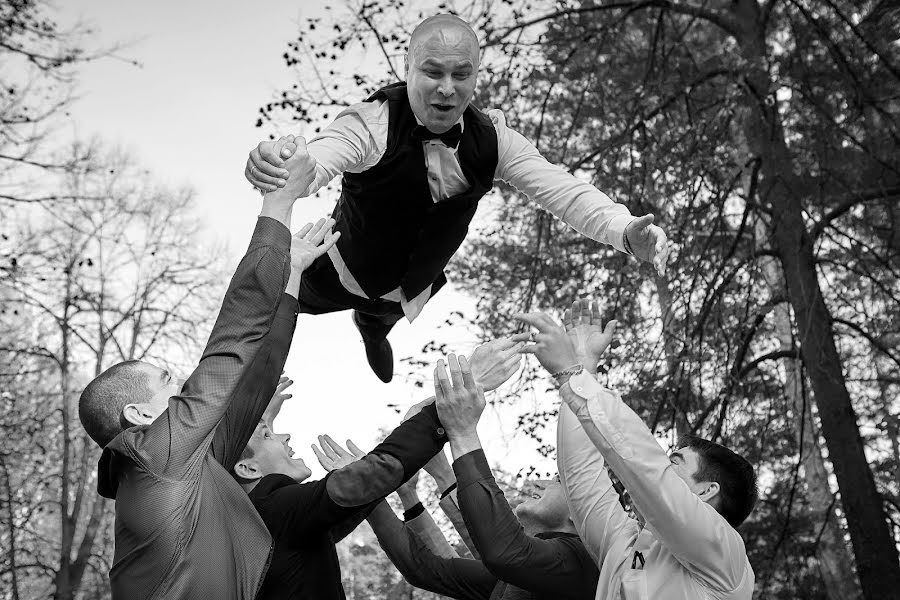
[352,311,394,383]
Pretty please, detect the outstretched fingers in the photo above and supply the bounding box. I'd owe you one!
[459,355,477,390]
[448,354,465,389]
[513,311,558,333]
[346,440,365,458]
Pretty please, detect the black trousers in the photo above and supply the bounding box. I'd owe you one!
[297,255,432,339]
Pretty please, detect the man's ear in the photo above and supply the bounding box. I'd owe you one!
[697,481,721,505]
[234,459,262,482]
[122,403,155,426]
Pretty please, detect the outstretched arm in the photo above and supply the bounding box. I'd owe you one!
[210,217,339,473]
[491,109,669,274]
[435,355,589,593]
[517,305,751,593]
[276,402,450,542]
[122,138,332,478]
[395,471,460,559]
[367,501,496,600]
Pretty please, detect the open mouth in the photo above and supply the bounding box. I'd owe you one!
[432,103,454,112]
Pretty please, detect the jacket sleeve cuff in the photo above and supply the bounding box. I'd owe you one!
[250,216,292,252]
[452,449,493,490]
[275,293,300,319]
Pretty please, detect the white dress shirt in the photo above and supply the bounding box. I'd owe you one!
[303,99,636,321]
[557,371,754,600]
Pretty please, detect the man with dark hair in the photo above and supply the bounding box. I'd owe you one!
[244,13,670,383]
[78,135,340,600]
[674,434,758,527]
[516,299,756,599]
[79,360,154,448]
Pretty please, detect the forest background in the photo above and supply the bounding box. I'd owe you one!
[1,1,899,599]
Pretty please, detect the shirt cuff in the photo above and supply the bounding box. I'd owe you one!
[567,371,633,460]
[439,482,458,500]
[607,213,637,255]
[403,502,425,522]
[452,449,493,491]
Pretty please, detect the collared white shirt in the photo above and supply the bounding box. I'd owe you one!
[303,99,636,321]
[557,371,754,600]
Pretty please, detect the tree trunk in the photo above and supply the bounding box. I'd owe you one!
[756,220,862,599]
[730,2,900,597]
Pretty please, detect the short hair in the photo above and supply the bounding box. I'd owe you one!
[408,14,480,64]
[79,360,152,448]
[676,434,758,527]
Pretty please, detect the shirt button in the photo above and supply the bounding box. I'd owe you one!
[576,387,584,393]
[437,427,445,435]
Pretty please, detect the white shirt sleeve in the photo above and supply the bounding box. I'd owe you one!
[302,100,389,196]
[561,371,751,593]
[557,400,637,567]
[488,109,636,253]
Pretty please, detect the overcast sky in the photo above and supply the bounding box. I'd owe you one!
[59,0,557,480]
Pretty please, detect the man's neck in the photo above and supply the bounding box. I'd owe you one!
[240,480,260,494]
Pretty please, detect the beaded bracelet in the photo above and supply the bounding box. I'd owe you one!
[552,364,584,381]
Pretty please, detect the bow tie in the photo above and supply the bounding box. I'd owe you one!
[411,124,462,149]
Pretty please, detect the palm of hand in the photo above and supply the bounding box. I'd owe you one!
[569,325,608,364]
[291,238,321,272]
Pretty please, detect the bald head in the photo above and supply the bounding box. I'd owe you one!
[408,14,480,67]
[405,14,481,133]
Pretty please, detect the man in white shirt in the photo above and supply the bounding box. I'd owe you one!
[514,300,757,599]
[245,14,670,383]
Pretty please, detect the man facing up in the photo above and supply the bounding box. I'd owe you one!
[245,13,669,383]
[516,300,757,599]
[78,137,338,600]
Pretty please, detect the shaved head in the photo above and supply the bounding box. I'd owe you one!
[405,14,481,132]
[408,14,480,67]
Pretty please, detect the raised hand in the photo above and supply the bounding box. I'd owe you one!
[262,374,293,430]
[311,435,365,472]
[291,217,340,273]
[246,134,307,193]
[562,299,618,375]
[434,355,485,440]
[624,213,670,275]
[469,338,524,392]
[512,311,580,376]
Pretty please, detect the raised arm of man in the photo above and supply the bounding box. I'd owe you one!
[393,470,461,559]
[436,355,595,597]
[517,305,754,599]
[366,499,496,600]
[209,199,339,473]
[99,136,324,484]
[554,301,638,567]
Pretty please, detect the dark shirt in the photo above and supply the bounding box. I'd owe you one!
[368,449,599,600]
[97,217,295,600]
[250,403,449,600]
